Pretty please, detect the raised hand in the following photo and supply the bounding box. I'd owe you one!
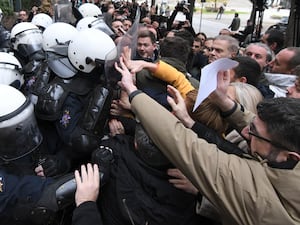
[167,85,195,128]
[209,70,235,112]
[115,56,137,95]
[75,164,100,207]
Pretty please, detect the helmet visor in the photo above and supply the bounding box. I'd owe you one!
[89,18,114,36]
[13,29,43,57]
[47,52,78,78]
[0,100,42,162]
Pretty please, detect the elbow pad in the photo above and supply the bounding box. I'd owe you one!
[34,74,93,121]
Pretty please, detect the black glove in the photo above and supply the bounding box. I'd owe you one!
[91,145,114,186]
[39,153,71,177]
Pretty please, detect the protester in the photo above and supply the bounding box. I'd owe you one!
[116,54,300,225]
[261,28,285,54]
[16,9,29,23]
[134,29,158,61]
[244,42,274,72]
[73,164,102,225]
[229,56,262,87]
[208,35,239,63]
[269,47,300,74]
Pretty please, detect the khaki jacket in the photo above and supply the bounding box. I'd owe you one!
[131,93,300,225]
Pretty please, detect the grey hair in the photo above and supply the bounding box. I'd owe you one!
[246,42,274,62]
[215,35,239,55]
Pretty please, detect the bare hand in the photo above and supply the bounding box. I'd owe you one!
[75,164,100,207]
[115,56,137,94]
[110,90,131,117]
[108,119,125,136]
[35,165,45,177]
[167,168,198,195]
[122,46,148,73]
[208,70,233,108]
[167,85,195,128]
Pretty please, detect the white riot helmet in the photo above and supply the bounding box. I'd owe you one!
[42,22,78,78]
[78,3,102,18]
[31,13,53,30]
[0,84,42,162]
[68,28,117,73]
[42,22,78,55]
[10,22,43,58]
[76,16,114,36]
[0,52,24,89]
[76,16,98,30]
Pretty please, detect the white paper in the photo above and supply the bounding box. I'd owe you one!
[193,58,238,111]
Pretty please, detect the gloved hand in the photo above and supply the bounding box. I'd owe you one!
[36,153,71,177]
[91,145,114,186]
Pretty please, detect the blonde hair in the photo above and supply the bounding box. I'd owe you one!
[229,82,263,114]
[185,89,227,135]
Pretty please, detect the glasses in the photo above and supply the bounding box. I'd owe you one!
[248,122,288,150]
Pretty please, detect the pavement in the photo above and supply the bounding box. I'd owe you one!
[191,0,290,37]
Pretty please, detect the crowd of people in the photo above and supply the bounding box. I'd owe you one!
[0,1,300,225]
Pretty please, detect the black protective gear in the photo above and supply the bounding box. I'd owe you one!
[80,85,113,139]
[34,74,93,121]
[32,173,76,216]
[58,85,113,155]
[38,152,71,177]
[91,145,115,186]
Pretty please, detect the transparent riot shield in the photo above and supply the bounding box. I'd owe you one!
[53,0,77,24]
[104,8,141,88]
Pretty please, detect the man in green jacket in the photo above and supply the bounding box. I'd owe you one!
[115,55,300,225]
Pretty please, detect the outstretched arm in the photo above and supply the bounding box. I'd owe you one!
[73,164,103,225]
[75,164,100,207]
[122,46,194,98]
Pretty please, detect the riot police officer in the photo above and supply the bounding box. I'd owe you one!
[0,84,76,225]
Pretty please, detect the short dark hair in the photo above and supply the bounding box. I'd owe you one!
[265,28,285,53]
[138,29,156,44]
[173,29,194,47]
[159,36,190,64]
[232,56,261,87]
[257,97,300,153]
[196,32,207,40]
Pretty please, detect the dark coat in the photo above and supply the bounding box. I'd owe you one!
[99,135,201,225]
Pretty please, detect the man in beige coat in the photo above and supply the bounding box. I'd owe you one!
[115,55,300,225]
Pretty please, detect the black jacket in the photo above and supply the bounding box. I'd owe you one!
[99,135,201,225]
[73,201,103,225]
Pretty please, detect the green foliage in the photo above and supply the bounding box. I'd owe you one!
[22,0,36,10]
[0,0,14,16]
